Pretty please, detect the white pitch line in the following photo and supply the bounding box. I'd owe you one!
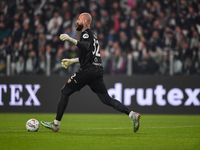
[146,126,200,129]
[0,126,200,132]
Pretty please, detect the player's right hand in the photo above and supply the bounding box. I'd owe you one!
[61,59,75,69]
[59,34,77,45]
[59,34,69,41]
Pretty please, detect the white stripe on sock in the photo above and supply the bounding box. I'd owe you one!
[54,119,60,125]
[129,111,134,118]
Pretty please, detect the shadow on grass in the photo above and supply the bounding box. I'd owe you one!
[55,130,146,137]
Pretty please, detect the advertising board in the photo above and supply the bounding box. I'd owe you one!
[0,76,199,114]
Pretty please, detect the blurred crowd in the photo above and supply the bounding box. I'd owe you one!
[0,0,200,76]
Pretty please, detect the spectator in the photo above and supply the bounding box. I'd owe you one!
[38,33,46,55]
[0,22,9,40]
[5,36,12,54]
[15,55,24,75]
[138,52,158,74]
[94,21,107,36]
[127,9,139,34]
[174,25,182,41]
[175,32,188,51]
[100,9,110,28]
[178,42,193,62]
[109,49,126,75]
[46,12,62,41]
[108,42,121,58]
[35,23,45,35]
[158,11,168,29]
[163,31,176,52]
[0,42,7,61]
[21,23,30,39]
[105,39,114,57]
[62,12,72,31]
[173,57,183,75]
[107,29,116,42]
[134,25,144,40]
[37,54,46,75]
[98,33,107,50]
[138,41,148,61]
[0,59,6,75]
[143,13,155,39]
[167,12,178,30]
[188,25,197,38]
[89,0,98,13]
[33,13,43,29]
[119,22,131,39]
[171,1,178,14]
[22,33,34,56]
[179,0,188,16]
[132,52,139,74]
[22,12,30,24]
[43,2,56,22]
[149,30,163,48]
[189,30,199,50]
[159,52,169,75]
[45,44,57,69]
[152,19,163,38]
[98,0,109,12]
[11,41,22,62]
[12,13,22,27]
[25,50,39,74]
[118,31,132,54]
[72,1,82,17]
[11,21,22,42]
[130,36,140,52]
[47,11,63,32]
[15,2,26,16]
[0,1,8,17]
[10,41,22,75]
[183,57,196,75]
[186,7,197,26]
[151,0,161,17]
[59,2,71,18]
[110,2,122,16]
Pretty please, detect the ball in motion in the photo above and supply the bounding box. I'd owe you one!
[26,119,40,132]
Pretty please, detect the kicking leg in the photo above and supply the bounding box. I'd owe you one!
[55,84,76,121]
[41,84,75,132]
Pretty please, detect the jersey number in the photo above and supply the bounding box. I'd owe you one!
[92,39,100,57]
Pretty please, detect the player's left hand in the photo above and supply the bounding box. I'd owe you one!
[61,58,75,69]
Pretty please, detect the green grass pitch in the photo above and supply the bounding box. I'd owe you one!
[0,113,199,150]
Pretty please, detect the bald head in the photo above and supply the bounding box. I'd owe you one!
[79,13,92,25]
[76,12,92,31]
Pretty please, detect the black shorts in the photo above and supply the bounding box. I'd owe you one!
[65,71,107,93]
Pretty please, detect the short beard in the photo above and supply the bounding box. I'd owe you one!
[76,24,83,31]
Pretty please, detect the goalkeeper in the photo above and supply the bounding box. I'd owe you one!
[41,13,140,132]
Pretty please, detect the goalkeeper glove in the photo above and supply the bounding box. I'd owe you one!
[59,34,77,45]
[61,58,79,69]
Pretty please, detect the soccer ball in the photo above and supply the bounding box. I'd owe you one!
[26,119,40,132]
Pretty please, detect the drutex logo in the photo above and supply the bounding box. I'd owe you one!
[108,83,200,106]
[0,84,41,106]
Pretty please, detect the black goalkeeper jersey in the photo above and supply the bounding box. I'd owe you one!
[77,29,103,73]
